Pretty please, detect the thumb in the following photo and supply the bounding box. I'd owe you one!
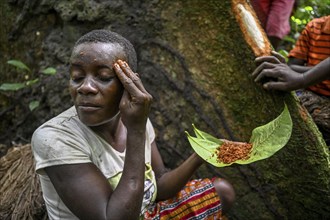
[270,51,286,63]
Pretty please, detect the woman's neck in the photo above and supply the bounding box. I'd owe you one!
[91,113,127,152]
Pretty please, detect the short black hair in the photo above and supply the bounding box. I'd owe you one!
[73,29,137,71]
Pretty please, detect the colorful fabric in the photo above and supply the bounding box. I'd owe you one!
[250,0,295,39]
[144,178,222,220]
[289,16,330,96]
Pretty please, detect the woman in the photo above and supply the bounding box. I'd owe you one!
[32,29,235,219]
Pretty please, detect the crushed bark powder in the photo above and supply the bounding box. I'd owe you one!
[216,141,253,164]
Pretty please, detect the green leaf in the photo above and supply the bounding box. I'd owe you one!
[186,104,292,167]
[304,6,313,11]
[26,78,39,86]
[277,49,289,62]
[29,100,40,111]
[0,83,26,91]
[7,60,31,72]
[186,131,223,166]
[282,36,296,44]
[244,104,292,164]
[41,67,57,75]
[192,124,222,144]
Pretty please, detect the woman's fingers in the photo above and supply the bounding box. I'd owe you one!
[117,60,149,94]
[114,60,152,108]
[113,62,141,97]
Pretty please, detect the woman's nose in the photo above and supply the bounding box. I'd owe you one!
[77,76,98,95]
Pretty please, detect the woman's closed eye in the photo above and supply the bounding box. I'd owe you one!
[98,75,114,82]
[97,69,115,82]
[70,65,85,83]
[71,74,85,83]
[70,72,85,83]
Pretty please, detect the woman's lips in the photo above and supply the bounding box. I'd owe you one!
[77,104,101,112]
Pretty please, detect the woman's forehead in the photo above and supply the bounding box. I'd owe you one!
[71,42,126,60]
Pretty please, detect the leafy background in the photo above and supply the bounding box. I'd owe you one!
[279,0,330,57]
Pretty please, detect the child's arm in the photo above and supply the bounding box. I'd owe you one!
[252,52,330,91]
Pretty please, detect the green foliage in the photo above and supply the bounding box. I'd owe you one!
[1,59,57,111]
[41,67,57,75]
[0,79,39,91]
[247,104,292,164]
[290,5,316,36]
[299,0,330,18]
[186,104,292,167]
[0,83,26,91]
[25,78,39,86]
[277,49,289,62]
[29,100,40,111]
[7,60,31,72]
[290,0,330,34]
[282,0,330,54]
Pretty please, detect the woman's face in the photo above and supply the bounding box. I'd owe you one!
[69,42,126,126]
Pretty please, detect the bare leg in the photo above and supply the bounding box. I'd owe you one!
[213,178,235,214]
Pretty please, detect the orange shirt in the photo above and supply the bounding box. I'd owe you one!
[289,16,330,96]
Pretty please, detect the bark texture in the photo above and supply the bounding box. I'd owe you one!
[0,0,329,219]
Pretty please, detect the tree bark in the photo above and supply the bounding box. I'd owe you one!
[0,0,329,219]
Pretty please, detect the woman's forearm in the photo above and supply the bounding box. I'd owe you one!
[108,128,146,219]
[156,153,204,201]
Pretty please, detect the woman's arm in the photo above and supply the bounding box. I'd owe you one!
[45,158,145,220]
[151,142,204,201]
[45,128,146,220]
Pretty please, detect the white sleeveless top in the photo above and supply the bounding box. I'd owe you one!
[32,106,157,219]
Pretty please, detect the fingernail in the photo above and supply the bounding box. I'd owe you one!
[114,63,119,68]
[118,60,127,67]
[117,60,123,66]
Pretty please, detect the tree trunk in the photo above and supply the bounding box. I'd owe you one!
[0,0,329,219]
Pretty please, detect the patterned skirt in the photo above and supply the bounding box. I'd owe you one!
[143,178,222,220]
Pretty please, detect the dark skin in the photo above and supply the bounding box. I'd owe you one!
[288,57,313,74]
[252,51,330,91]
[268,36,281,51]
[45,42,235,220]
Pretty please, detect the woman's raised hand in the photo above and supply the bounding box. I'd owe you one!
[113,60,153,129]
